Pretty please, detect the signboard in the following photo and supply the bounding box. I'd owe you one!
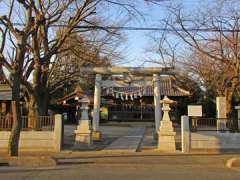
[188,105,202,117]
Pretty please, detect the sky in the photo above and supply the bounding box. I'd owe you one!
[103,0,222,67]
[0,0,232,69]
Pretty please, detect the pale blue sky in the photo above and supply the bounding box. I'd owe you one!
[0,0,232,68]
[107,0,222,67]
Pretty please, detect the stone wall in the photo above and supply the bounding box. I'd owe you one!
[181,116,240,152]
[0,114,63,153]
[191,132,240,150]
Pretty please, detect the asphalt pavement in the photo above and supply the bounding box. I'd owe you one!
[1,154,240,180]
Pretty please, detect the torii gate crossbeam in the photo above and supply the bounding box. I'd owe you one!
[86,67,174,141]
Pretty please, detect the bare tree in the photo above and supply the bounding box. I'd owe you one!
[151,1,240,115]
[0,0,99,156]
[0,0,37,156]
[49,27,124,98]
[0,0,141,156]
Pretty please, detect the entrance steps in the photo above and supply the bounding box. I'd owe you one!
[103,127,146,152]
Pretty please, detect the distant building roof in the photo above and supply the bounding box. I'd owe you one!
[0,64,12,100]
[57,76,190,106]
[57,85,84,103]
[102,76,190,97]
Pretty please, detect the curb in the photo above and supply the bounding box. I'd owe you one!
[0,156,57,167]
[226,158,240,168]
[0,160,9,167]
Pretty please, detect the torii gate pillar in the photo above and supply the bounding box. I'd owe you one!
[92,74,102,141]
[153,74,162,135]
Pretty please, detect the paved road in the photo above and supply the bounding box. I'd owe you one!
[0,163,239,180]
[1,155,240,180]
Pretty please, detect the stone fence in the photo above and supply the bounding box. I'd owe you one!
[0,114,63,153]
[181,116,240,152]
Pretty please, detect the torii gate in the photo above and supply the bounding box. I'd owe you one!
[81,67,174,140]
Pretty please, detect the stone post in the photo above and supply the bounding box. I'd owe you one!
[54,114,63,152]
[92,74,102,141]
[74,96,93,150]
[235,106,240,131]
[153,74,162,134]
[181,116,190,153]
[216,97,227,131]
[158,96,176,152]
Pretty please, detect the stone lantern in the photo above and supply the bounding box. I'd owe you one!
[157,96,176,152]
[74,96,93,149]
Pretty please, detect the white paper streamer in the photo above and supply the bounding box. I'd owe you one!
[105,88,109,95]
[130,94,134,101]
[111,88,114,96]
[120,94,124,100]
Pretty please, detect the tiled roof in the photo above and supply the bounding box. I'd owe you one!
[57,85,84,103]
[102,78,190,97]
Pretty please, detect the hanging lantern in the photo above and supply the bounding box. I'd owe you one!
[75,96,79,101]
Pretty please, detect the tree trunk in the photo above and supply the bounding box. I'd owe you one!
[32,61,50,116]
[27,89,49,131]
[35,90,49,116]
[8,77,22,156]
[28,95,37,129]
[226,93,232,117]
[225,79,238,117]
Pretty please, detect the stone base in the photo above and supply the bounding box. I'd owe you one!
[157,120,176,152]
[158,133,176,152]
[92,131,101,141]
[74,132,94,150]
[74,123,93,150]
[75,131,92,143]
[72,141,95,151]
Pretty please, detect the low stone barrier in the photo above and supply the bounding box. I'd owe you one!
[181,116,240,152]
[0,114,62,153]
[191,132,240,150]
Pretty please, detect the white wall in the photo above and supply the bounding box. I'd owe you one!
[0,114,62,153]
[181,115,240,152]
[191,132,240,150]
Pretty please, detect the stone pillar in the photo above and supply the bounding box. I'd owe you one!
[54,114,63,152]
[158,96,176,152]
[92,74,102,141]
[216,97,227,131]
[74,96,93,150]
[181,116,190,153]
[235,106,240,130]
[153,74,162,134]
